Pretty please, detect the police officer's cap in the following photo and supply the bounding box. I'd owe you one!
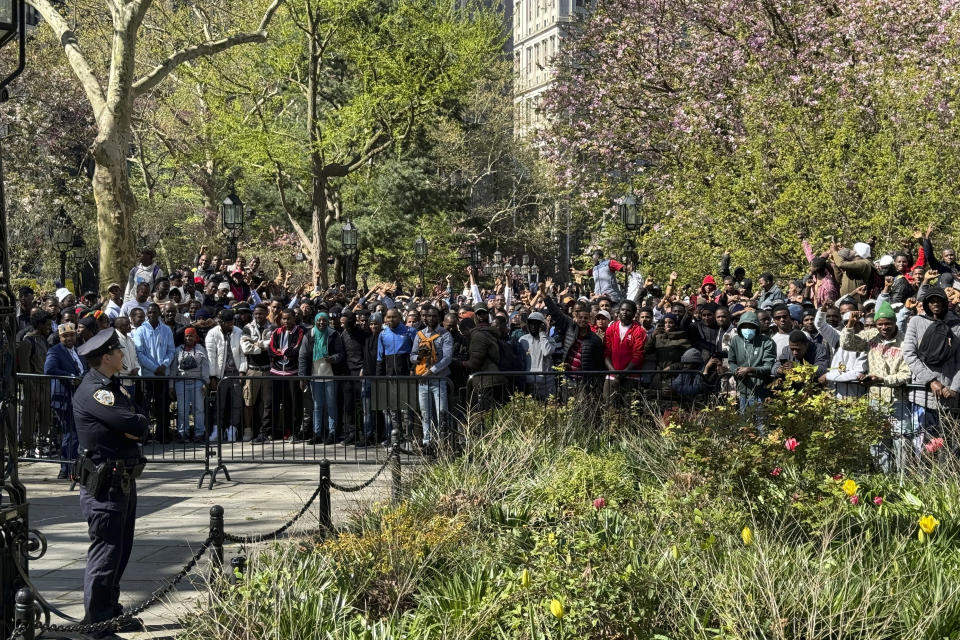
[76,328,122,360]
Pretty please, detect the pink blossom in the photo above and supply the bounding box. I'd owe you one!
[785,438,798,452]
[770,467,782,477]
[924,437,945,454]
[849,495,860,505]
[593,497,606,510]
[873,496,883,506]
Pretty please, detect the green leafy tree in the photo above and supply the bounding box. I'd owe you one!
[26,0,283,292]
[214,0,504,286]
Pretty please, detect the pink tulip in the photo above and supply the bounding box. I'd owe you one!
[593,497,606,510]
[785,438,798,452]
[770,467,782,477]
[849,495,859,505]
[873,496,883,506]
[924,437,945,454]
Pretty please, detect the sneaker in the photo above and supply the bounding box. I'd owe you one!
[251,434,270,444]
[56,468,68,480]
[225,426,238,442]
[208,426,219,442]
[323,434,337,446]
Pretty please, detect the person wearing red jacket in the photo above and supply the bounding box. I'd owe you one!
[603,300,647,409]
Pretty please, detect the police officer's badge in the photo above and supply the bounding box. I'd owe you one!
[94,389,115,406]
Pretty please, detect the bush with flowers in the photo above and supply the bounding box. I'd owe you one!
[184,381,960,640]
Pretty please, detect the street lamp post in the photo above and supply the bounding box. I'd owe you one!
[470,246,483,274]
[341,219,358,289]
[71,227,86,293]
[491,246,503,277]
[53,206,73,286]
[414,235,428,292]
[220,192,245,263]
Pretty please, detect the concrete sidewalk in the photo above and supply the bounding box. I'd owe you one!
[15,458,393,639]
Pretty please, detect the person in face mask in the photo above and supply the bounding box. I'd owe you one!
[727,310,777,417]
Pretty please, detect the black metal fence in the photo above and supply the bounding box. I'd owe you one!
[14,368,959,486]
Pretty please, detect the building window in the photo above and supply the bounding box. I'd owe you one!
[526,46,532,74]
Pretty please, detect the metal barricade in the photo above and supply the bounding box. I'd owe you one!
[14,373,217,480]
[212,374,453,467]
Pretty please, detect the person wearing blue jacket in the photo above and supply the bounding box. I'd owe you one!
[44,322,87,478]
[133,303,175,441]
[376,308,416,439]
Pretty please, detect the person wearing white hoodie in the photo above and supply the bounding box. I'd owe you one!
[815,303,867,398]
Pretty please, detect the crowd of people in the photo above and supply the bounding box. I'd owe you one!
[12,227,960,473]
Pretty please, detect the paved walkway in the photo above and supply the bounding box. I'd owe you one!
[15,457,393,639]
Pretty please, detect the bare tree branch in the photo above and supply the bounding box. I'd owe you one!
[27,0,107,120]
[132,0,283,98]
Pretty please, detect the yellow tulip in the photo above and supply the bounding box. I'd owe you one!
[520,569,530,588]
[550,599,565,619]
[841,479,858,496]
[918,515,940,535]
[741,526,753,546]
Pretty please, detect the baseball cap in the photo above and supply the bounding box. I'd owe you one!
[57,322,76,336]
[527,311,546,323]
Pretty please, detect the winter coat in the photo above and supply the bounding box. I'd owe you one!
[727,311,777,399]
[465,325,503,388]
[840,327,911,403]
[902,300,960,409]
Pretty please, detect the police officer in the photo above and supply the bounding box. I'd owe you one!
[74,329,150,638]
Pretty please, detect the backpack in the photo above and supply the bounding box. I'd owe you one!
[415,330,441,376]
[917,319,956,367]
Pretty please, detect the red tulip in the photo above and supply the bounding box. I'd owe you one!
[770,467,782,477]
[593,497,606,510]
[784,438,798,452]
[873,496,883,506]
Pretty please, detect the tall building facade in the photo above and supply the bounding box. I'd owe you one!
[513,0,589,136]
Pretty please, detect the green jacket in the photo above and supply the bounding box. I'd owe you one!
[727,311,777,398]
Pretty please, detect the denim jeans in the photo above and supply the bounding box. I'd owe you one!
[738,394,765,433]
[870,400,916,474]
[175,379,205,437]
[310,380,337,436]
[417,378,447,445]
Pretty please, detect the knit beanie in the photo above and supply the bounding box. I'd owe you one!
[874,300,896,321]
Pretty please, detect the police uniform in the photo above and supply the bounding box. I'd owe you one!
[73,329,150,633]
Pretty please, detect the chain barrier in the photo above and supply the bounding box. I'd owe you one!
[4,623,24,640]
[326,451,394,493]
[15,534,214,638]
[6,447,399,638]
[222,484,324,544]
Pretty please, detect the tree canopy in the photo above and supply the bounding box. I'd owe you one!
[542,0,960,279]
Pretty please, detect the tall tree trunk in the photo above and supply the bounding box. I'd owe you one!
[91,137,138,293]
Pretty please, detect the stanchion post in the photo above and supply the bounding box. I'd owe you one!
[14,588,34,640]
[209,505,224,578]
[390,428,401,503]
[318,459,332,534]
